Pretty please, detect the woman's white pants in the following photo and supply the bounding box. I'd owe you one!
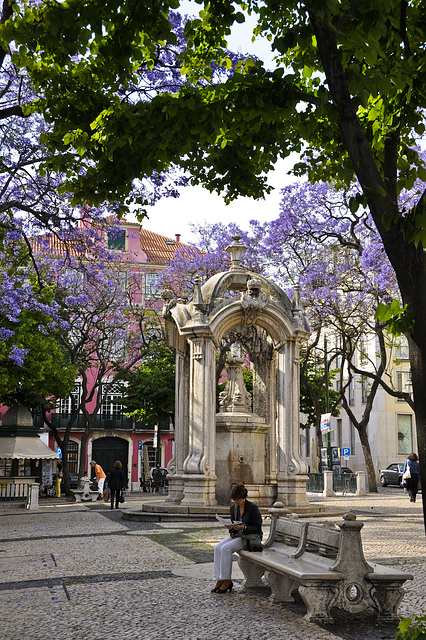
[213,536,243,580]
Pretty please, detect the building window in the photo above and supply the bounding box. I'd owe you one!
[359,335,368,364]
[350,421,356,455]
[67,441,79,474]
[395,336,409,360]
[0,459,12,477]
[348,378,355,405]
[145,272,161,297]
[335,336,342,369]
[107,228,126,251]
[101,384,123,418]
[337,418,342,449]
[118,270,127,291]
[142,441,157,473]
[397,414,413,455]
[63,268,84,289]
[361,376,370,403]
[58,383,81,416]
[395,371,411,401]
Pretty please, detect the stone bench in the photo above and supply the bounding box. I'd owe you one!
[71,479,99,503]
[237,503,412,624]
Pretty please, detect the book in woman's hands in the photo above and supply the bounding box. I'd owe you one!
[216,514,243,526]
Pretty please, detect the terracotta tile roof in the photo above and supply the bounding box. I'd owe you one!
[139,228,190,264]
[30,221,194,266]
[30,233,86,257]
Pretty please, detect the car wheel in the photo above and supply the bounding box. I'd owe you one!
[380,475,387,487]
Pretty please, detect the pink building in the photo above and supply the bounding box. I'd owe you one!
[0,221,187,492]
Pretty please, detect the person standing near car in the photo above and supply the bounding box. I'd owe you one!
[90,460,106,500]
[403,453,420,502]
[108,460,125,509]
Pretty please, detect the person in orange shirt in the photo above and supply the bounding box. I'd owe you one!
[90,460,106,500]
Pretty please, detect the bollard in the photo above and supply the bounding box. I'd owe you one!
[356,471,367,496]
[323,470,335,497]
[27,483,40,511]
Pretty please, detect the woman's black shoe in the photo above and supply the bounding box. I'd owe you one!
[217,580,233,593]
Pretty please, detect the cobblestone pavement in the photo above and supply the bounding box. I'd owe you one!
[0,487,424,640]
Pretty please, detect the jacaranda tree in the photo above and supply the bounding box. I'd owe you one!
[4,0,426,529]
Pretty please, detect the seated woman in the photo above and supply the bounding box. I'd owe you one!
[212,482,262,593]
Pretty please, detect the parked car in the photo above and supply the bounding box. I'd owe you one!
[379,463,404,487]
[341,467,354,474]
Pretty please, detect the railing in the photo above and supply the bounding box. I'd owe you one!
[306,472,357,493]
[0,483,30,502]
[34,412,172,432]
[44,414,134,430]
[306,473,324,492]
[333,472,357,493]
[98,416,133,430]
[135,419,172,433]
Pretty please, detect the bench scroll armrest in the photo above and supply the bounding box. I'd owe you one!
[263,503,290,548]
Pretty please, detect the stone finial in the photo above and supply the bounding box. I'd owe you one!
[343,512,357,521]
[225,234,247,271]
[192,276,204,309]
[293,283,301,310]
[161,289,176,317]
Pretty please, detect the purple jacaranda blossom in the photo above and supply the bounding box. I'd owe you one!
[8,345,29,367]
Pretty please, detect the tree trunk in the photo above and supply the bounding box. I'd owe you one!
[357,425,377,492]
[78,420,94,479]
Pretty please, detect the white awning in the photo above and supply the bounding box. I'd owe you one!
[0,437,59,460]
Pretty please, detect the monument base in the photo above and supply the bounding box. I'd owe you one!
[179,474,217,507]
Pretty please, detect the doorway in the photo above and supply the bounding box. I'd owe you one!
[91,437,128,484]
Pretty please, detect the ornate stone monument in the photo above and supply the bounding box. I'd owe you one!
[162,235,311,507]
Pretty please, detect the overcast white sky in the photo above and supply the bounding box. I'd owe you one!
[140,1,301,244]
[142,157,298,244]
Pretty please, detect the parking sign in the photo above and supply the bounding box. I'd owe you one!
[342,447,351,457]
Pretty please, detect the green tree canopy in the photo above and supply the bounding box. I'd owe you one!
[122,342,175,427]
[4,0,426,529]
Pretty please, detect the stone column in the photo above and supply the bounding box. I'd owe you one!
[166,348,189,503]
[181,332,217,505]
[276,339,309,506]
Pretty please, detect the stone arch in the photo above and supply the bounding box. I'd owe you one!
[162,235,311,507]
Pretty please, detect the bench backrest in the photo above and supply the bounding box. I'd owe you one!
[273,518,340,557]
[266,506,373,576]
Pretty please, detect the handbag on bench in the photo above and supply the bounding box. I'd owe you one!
[241,532,263,552]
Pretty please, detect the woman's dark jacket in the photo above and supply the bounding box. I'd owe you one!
[230,499,262,537]
[404,459,420,475]
[108,467,125,490]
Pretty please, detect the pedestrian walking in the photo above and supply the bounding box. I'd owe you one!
[108,460,125,509]
[90,460,106,500]
[402,452,420,502]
